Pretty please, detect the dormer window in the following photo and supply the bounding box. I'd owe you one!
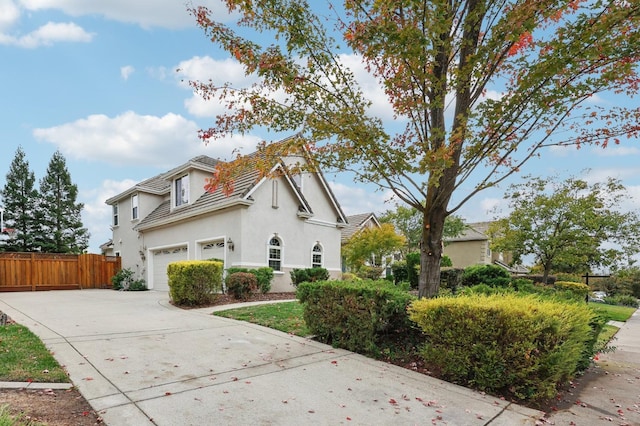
[175,174,189,207]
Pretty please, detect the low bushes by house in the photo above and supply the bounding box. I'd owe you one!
[289,267,329,286]
[462,264,511,288]
[296,280,416,355]
[111,267,147,291]
[226,267,274,294]
[408,294,598,400]
[604,294,639,308]
[226,272,258,299]
[167,260,223,306]
[355,265,384,280]
[440,267,464,293]
[555,281,590,298]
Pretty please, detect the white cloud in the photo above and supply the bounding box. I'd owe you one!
[19,0,232,29]
[32,111,261,168]
[80,178,136,251]
[591,145,640,157]
[0,21,93,47]
[0,0,21,32]
[328,181,393,216]
[120,65,134,80]
[176,56,256,118]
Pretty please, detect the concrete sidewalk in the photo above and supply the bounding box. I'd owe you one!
[544,308,640,425]
[0,290,543,425]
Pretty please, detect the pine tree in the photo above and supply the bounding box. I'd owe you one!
[0,147,40,252]
[37,151,89,253]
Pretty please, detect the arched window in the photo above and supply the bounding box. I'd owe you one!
[312,243,322,268]
[268,237,282,271]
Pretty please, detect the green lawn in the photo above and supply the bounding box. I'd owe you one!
[213,301,311,337]
[0,324,68,383]
[589,302,637,322]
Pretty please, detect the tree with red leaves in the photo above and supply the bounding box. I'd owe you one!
[188,0,640,298]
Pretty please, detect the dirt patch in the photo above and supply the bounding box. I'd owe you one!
[0,387,102,425]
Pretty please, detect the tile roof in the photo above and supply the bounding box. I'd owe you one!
[446,221,491,242]
[341,213,379,243]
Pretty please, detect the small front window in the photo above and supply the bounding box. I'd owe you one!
[312,243,322,268]
[113,204,119,226]
[131,194,139,220]
[175,175,189,206]
[268,237,282,271]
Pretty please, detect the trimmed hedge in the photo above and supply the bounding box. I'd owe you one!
[462,264,511,288]
[408,294,596,400]
[290,267,330,286]
[440,267,464,293]
[226,272,258,299]
[167,260,223,306]
[225,267,274,294]
[555,281,590,298]
[297,280,416,354]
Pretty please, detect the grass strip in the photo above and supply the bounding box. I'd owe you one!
[589,303,636,322]
[0,324,68,383]
[213,301,310,337]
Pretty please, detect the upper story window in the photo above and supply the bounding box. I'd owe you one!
[112,204,119,226]
[131,194,139,220]
[312,243,322,268]
[268,237,282,271]
[175,174,189,207]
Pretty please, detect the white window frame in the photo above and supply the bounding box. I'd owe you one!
[312,243,323,268]
[131,194,139,220]
[268,236,282,271]
[112,204,119,227]
[174,174,190,207]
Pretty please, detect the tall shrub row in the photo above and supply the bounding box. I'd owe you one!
[297,280,415,355]
[408,294,597,400]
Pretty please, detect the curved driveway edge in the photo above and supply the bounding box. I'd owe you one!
[0,290,544,425]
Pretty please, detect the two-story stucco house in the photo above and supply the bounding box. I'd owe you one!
[443,221,528,273]
[105,143,348,292]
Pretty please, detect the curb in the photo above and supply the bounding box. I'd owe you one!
[0,382,74,390]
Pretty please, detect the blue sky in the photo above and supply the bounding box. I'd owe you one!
[1,0,639,254]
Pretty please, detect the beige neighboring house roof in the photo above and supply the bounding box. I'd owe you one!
[446,221,491,242]
[341,212,380,243]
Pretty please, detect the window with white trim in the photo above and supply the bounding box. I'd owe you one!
[131,194,139,220]
[268,237,282,271]
[312,243,322,268]
[175,174,189,207]
[112,204,119,226]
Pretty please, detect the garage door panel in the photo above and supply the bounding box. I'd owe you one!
[152,246,188,291]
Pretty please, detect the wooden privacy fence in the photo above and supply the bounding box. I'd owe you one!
[0,253,121,292]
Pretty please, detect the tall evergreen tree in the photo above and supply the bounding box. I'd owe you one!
[37,151,89,253]
[0,146,40,252]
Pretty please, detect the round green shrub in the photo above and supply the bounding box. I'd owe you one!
[226,272,258,299]
[462,264,511,288]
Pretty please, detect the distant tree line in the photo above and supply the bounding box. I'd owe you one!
[0,146,89,254]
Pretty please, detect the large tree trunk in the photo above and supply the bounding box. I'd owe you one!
[418,205,448,298]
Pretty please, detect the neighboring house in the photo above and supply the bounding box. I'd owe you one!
[105,142,348,292]
[443,221,528,274]
[341,213,381,245]
[340,212,385,273]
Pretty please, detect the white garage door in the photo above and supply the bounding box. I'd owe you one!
[200,240,225,263]
[152,246,188,291]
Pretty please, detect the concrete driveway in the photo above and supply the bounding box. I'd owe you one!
[0,290,543,425]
